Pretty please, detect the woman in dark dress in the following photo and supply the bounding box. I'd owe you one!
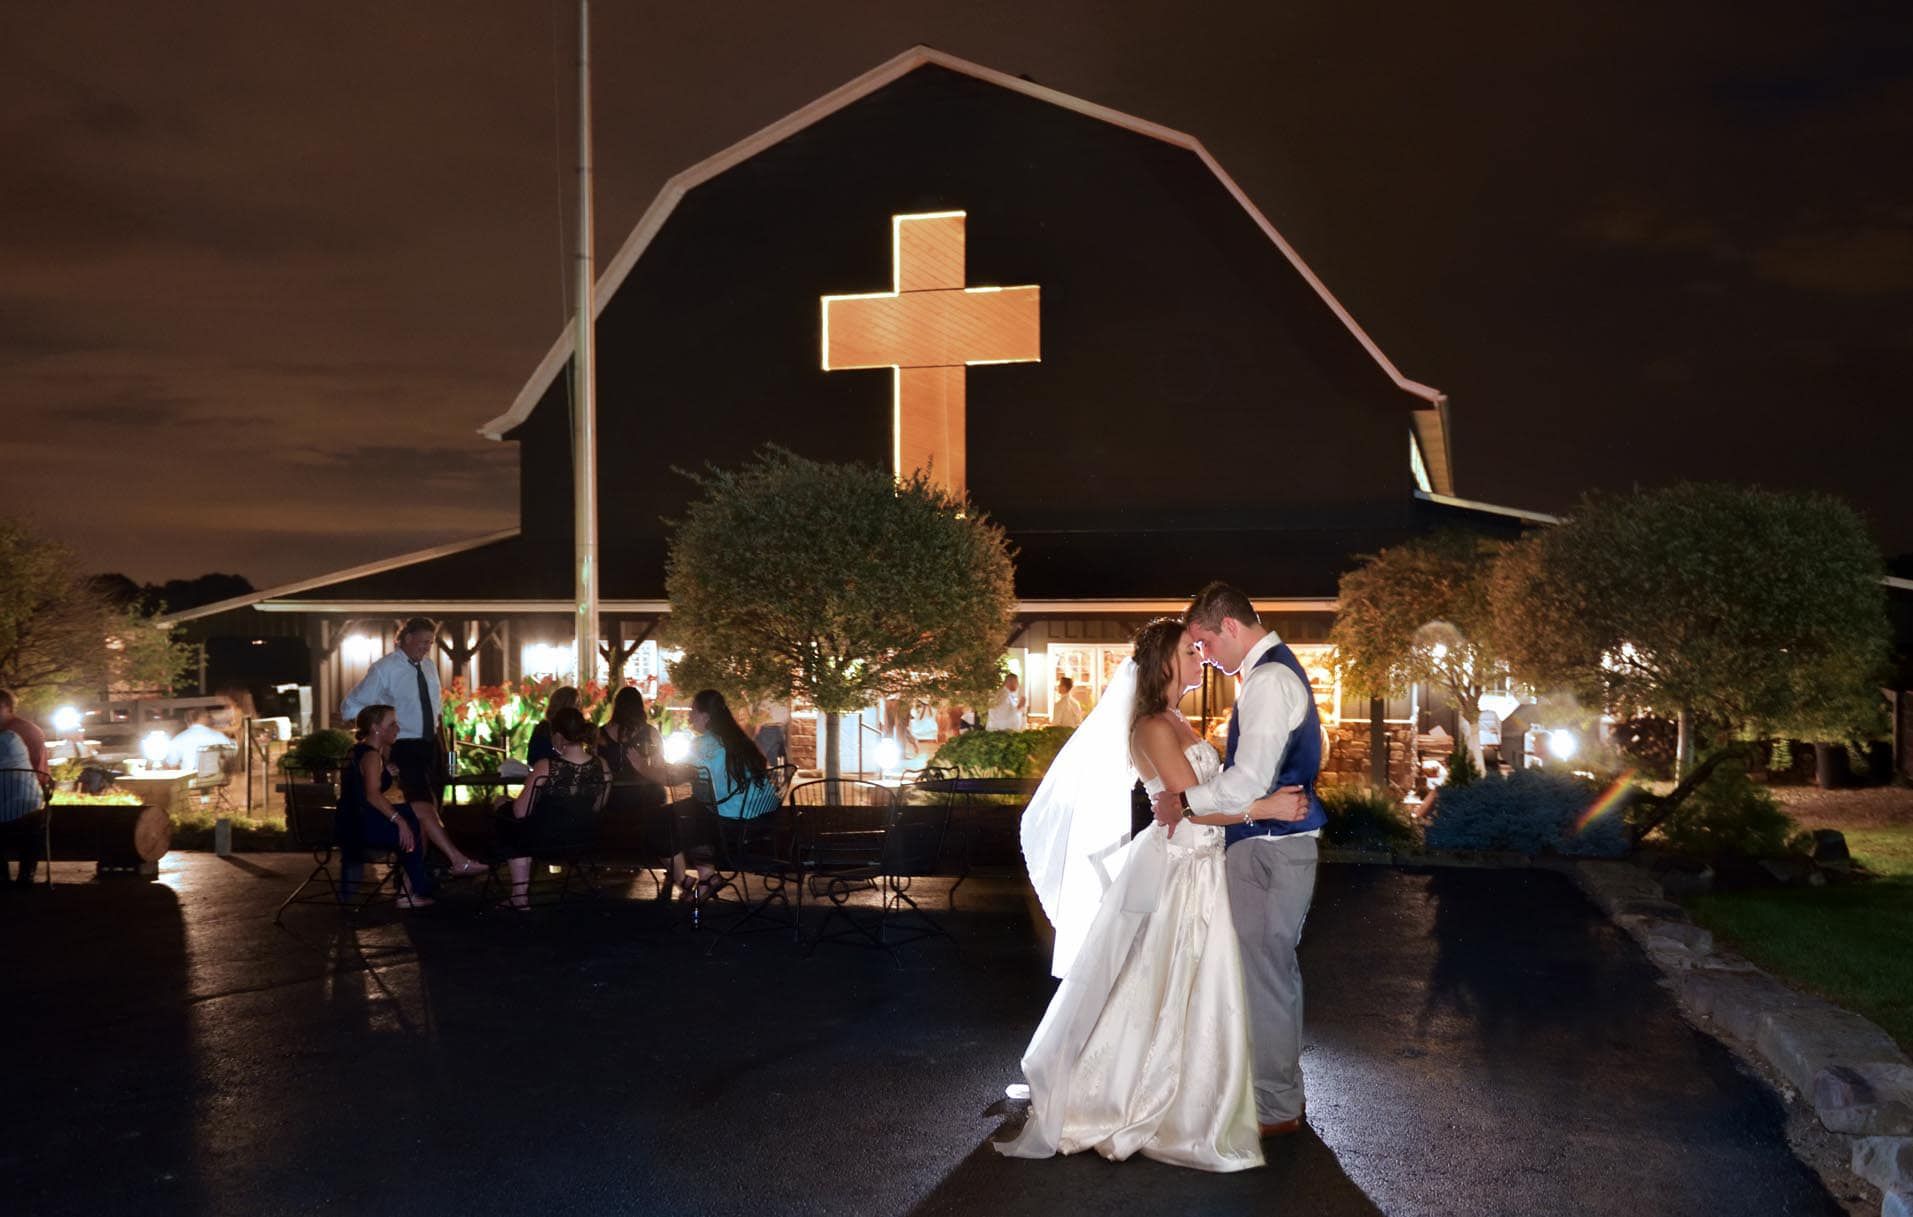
[496,707,611,909]
[525,685,580,767]
[339,704,435,908]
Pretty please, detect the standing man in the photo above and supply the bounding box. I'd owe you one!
[340,618,485,877]
[986,672,1027,732]
[1051,674,1086,729]
[1152,582,1326,1138]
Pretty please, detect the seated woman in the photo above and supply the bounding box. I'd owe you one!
[661,689,775,901]
[598,686,668,808]
[525,685,580,767]
[340,704,436,909]
[496,706,611,910]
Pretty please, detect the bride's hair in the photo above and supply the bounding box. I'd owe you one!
[1129,617,1187,729]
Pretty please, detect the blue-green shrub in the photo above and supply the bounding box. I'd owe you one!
[1424,769,1628,858]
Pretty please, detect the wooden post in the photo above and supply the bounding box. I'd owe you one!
[1368,696,1388,789]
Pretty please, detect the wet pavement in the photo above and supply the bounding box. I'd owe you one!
[0,855,1840,1217]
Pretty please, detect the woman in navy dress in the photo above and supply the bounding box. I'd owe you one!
[339,704,435,908]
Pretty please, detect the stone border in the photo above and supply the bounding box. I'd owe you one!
[1572,860,1911,1216]
[1320,847,1910,1214]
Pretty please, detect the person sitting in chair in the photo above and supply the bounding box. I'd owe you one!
[163,709,235,770]
[0,716,47,887]
[340,705,436,909]
[659,689,773,902]
[496,706,611,911]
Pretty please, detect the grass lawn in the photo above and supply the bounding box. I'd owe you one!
[1686,819,1913,1053]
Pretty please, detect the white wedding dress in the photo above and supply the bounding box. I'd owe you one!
[997,740,1264,1172]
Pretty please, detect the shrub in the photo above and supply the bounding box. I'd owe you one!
[931,727,1075,778]
[1320,786,1418,851]
[1445,739,1481,788]
[1654,757,1793,857]
[282,729,355,775]
[1425,769,1628,858]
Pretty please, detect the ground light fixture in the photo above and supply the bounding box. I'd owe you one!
[662,732,692,764]
[1547,729,1578,761]
[51,706,82,733]
[875,737,903,773]
[141,731,170,765]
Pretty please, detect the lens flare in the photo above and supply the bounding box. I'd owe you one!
[1575,769,1636,834]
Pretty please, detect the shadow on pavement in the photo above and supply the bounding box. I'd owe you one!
[904,1120,1384,1217]
[0,878,201,1217]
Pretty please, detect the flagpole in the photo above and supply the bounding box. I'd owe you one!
[572,0,600,689]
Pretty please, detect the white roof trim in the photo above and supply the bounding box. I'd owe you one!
[1414,489,1561,525]
[154,529,522,625]
[246,596,1336,617]
[254,599,670,615]
[479,44,1444,441]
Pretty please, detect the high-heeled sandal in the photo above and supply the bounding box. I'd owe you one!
[447,858,488,878]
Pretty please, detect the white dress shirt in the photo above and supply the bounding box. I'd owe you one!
[341,650,442,741]
[986,686,1026,732]
[1052,690,1085,729]
[1186,632,1312,828]
[163,722,235,770]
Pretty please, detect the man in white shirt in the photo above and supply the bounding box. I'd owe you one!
[163,710,235,770]
[341,617,448,826]
[985,673,1026,732]
[1051,675,1085,729]
[1151,582,1323,1139]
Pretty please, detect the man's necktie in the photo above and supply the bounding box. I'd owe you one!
[413,662,434,741]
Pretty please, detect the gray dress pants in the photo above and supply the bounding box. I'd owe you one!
[1226,833,1319,1123]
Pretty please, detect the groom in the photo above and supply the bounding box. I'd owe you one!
[1152,581,1326,1137]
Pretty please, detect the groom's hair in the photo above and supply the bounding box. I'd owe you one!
[1185,582,1259,632]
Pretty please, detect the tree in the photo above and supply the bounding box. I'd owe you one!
[0,522,193,708]
[1490,483,1890,834]
[1330,531,1511,760]
[665,448,1017,786]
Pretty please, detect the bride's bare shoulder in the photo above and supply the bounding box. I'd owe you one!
[1129,712,1188,755]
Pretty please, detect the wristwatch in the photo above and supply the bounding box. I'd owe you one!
[1176,791,1193,819]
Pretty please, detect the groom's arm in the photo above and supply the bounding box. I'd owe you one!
[1184,666,1307,814]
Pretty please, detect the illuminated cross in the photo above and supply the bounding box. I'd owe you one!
[821,211,1040,499]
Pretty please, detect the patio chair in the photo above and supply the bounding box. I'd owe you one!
[273,772,403,922]
[698,763,805,949]
[0,767,51,888]
[802,796,955,959]
[189,744,239,816]
[480,773,613,911]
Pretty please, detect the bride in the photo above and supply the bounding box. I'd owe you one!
[995,618,1307,1172]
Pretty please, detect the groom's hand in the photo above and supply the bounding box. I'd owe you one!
[1150,790,1181,837]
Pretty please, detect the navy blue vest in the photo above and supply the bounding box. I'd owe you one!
[1222,639,1328,847]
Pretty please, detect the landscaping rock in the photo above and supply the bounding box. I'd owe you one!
[1616,897,1690,921]
[1641,920,1714,956]
[1886,1189,1913,1217]
[1852,1136,1913,1193]
[1809,829,1851,865]
[1814,1064,1913,1136]
[1760,1007,1912,1096]
[1758,856,1816,886]
[1674,970,1818,1044]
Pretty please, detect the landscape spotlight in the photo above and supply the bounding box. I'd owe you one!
[52,706,82,733]
[142,731,170,765]
[875,737,903,772]
[662,732,692,764]
[1547,729,1577,761]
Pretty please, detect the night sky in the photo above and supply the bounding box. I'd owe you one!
[7,1,1910,587]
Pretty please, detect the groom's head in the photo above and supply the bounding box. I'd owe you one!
[1183,582,1265,675]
